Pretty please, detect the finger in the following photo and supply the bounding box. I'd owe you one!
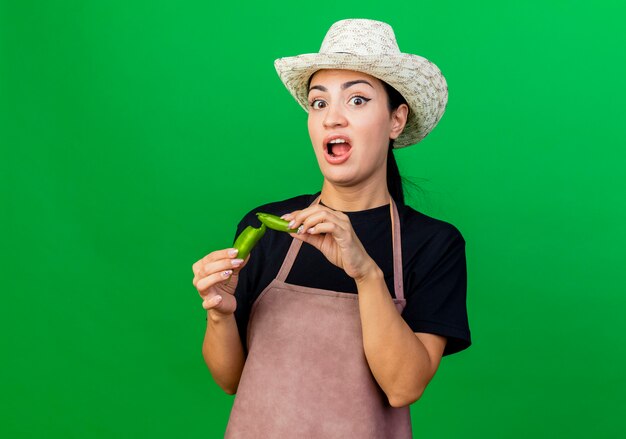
[280,211,297,221]
[231,254,251,274]
[201,255,250,294]
[197,257,244,279]
[281,209,305,226]
[304,220,341,236]
[284,205,322,229]
[193,248,240,273]
[193,258,239,283]
[284,204,346,234]
[285,205,333,231]
[195,269,233,293]
[297,210,346,235]
[202,293,223,310]
[194,251,251,281]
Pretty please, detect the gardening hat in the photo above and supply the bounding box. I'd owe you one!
[274,18,449,147]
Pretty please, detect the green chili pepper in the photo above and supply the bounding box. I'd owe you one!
[233,224,266,260]
[256,212,298,233]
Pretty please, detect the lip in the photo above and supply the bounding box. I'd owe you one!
[323,134,352,145]
[322,134,352,165]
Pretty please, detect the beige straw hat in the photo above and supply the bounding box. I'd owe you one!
[274,19,448,148]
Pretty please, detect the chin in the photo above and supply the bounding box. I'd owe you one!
[321,171,362,187]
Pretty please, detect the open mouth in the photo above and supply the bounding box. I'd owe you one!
[325,139,352,158]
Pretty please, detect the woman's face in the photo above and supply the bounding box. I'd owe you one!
[307,69,407,189]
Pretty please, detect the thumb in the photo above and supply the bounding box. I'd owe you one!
[202,294,223,309]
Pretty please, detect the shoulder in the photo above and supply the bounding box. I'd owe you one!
[397,203,465,251]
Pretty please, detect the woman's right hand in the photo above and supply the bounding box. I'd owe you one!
[192,248,248,318]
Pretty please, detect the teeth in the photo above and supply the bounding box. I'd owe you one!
[329,139,347,144]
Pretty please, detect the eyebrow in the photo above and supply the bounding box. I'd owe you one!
[308,79,374,94]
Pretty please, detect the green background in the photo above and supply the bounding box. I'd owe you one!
[2,0,625,437]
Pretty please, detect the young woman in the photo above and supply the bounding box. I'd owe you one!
[192,19,471,438]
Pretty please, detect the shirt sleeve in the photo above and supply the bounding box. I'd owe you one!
[402,225,472,357]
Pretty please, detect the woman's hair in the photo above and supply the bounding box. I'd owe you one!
[382,81,408,205]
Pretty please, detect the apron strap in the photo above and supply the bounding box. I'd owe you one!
[390,196,404,301]
[275,237,305,282]
[275,194,404,301]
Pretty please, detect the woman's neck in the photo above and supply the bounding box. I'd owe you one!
[319,179,391,212]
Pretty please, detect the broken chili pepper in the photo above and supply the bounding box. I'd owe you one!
[233,223,266,260]
[256,212,298,233]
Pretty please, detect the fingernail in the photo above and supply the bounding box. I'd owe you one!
[228,248,238,257]
[231,258,244,267]
[297,225,304,234]
[307,227,315,234]
[214,295,222,304]
[222,270,233,277]
[288,220,295,228]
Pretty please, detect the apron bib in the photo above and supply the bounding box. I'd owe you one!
[225,197,412,438]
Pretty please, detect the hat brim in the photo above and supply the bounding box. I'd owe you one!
[274,52,448,148]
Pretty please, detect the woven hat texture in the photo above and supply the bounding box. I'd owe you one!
[274,19,448,148]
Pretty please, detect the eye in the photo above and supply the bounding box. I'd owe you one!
[310,99,327,110]
[349,95,371,106]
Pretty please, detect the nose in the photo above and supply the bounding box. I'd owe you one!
[323,103,348,128]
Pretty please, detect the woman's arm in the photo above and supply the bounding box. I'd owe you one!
[283,205,447,407]
[202,311,246,395]
[355,264,447,407]
[192,248,248,395]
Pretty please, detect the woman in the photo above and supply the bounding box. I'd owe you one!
[192,19,471,438]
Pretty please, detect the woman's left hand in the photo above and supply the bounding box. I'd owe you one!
[281,205,377,281]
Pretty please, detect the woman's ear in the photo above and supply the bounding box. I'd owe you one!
[389,104,409,140]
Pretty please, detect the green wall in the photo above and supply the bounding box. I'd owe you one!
[2,0,625,437]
